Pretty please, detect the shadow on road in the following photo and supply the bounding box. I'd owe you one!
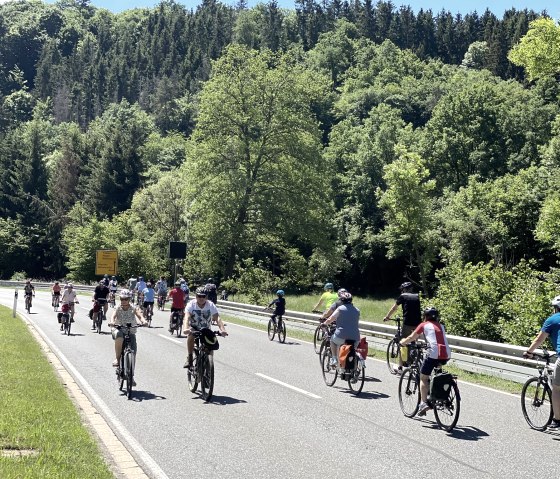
[341,389,390,400]
[203,395,248,406]
[130,391,167,402]
[420,422,489,440]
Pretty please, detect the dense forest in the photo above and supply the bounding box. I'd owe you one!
[1,0,560,343]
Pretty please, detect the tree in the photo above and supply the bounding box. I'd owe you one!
[185,45,331,278]
[508,18,560,81]
[461,41,489,69]
[376,147,437,294]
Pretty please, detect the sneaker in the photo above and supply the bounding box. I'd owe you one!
[329,357,337,366]
[91,325,96,330]
[132,380,137,387]
[112,359,119,367]
[548,419,560,431]
[417,401,432,417]
[60,325,63,331]
[395,366,403,375]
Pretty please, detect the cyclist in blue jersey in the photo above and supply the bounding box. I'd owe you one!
[142,282,156,320]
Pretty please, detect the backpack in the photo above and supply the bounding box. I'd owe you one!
[429,372,454,401]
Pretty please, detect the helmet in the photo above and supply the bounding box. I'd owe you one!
[119,289,132,299]
[67,283,73,288]
[324,282,334,290]
[196,287,207,297]
[139,276,144,281]
[276,290,285,296]
[423,306,439,320]
[99,280,105,284]
[175,280,181,286]
[104,274,108,278]
[400,282,413,291]
[340,291,352,303]
[551,296,560,308]
[26,280,31,284]
[207,278,214,283]
[54,281,59,284]
[111,276,116,279]
[147,282,152,287]
[337,288,347,297]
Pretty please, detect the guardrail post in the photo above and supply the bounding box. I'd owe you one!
[13,289,18,318]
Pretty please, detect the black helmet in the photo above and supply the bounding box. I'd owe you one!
[196,286,207,297]
[340,291,352,304]
[400,282,413,291]
[207,277,214,283]
[423,306,439,321]
[337,288,347,298]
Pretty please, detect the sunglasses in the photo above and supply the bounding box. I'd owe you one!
[196,294,207,298]
[120,298,130,301]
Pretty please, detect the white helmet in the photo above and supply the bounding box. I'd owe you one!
[551,296,560,307]
[119,289,132,299]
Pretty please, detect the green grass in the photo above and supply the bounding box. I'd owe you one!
[232,293,395,323]
[0,306,113,479]
[222,313,524,395]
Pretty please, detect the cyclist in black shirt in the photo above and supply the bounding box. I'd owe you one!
[267,290,286,323]
[384,282,422,370]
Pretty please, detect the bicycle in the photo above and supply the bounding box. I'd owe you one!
[157,292,166,311]
[60,301,78,336]
[386,316,405,374]
[24,293,33,313]
[312,309,326,353]
[115,323,137,400]
[521,349,557,431]
[170,310,184,337]
[93,300,106,334]
[109,291,116,308]
[187,328,222,402]
[398,343,461,432]
[320,327,366,395]
[52,293,60,311]
[266,308,286,343]
[144,302,154,328]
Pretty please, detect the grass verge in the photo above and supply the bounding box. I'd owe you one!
[222,313,523,395]
[0,306,113,479]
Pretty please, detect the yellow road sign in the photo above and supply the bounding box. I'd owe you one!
[95,250,118,276]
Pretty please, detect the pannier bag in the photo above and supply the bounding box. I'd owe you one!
[356,337,368,359]
[200,327,219,351]
[430,372,454,401]
[338,343,356,371]
[88,308,94,319]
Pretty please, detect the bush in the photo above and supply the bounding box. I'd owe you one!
[222,259,277,305]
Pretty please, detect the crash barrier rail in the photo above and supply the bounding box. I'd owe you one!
[217,300,546,384]
[2,281,546,383]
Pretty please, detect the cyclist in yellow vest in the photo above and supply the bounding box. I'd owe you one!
[313,282,338,312]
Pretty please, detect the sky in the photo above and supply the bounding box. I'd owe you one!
[0,0,556,17]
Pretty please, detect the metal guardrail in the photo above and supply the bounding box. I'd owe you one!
[2,281,549,383]
[217,300,549,384]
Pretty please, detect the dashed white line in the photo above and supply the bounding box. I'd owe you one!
[158,334,183,344]
[255,373,322,399]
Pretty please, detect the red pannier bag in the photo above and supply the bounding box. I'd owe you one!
[356,337,368,359]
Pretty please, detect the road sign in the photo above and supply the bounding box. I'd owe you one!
[169,241,187,259]
[95,250,118,276]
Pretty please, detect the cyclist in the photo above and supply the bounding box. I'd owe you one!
[183,286,227,369]
[92,280,110,330]
[60,283,79,329]
[524,295,560,431]
[52,281,61,306]
[204,278,217,304]
[400,306,451,416]
[180,277,190,302]
[383,281,422,371]
[127,275,137,294]
[312,282,338,313]
[23,280,35,307]
[142,282,156,320]
[102,274,110,287]
[109,276,119,300]
[267,290,286,324]
[167,280,186,332]
[108,290,147,382]
[155,276,168,307]
[321,288,347,321]
[322,291,360,368]
[135,276,147,303]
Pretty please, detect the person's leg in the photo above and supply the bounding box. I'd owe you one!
[113,334,124,365]
[420,373,430,403]
[552,359,560,421]
[184,333,195,368]
[330,336,342,366]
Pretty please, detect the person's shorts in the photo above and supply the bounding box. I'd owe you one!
[551,358,560,387]
[402,324,417,337]
[143,301,154,309]
[171,307,183,313]
[53,291,61,296]
[421,357,448,376]
[112,329,137,352]
[331,335,358,347]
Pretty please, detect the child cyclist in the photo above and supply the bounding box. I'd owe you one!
[267,290,286,324]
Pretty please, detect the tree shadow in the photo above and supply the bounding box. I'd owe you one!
[130,391,167,402]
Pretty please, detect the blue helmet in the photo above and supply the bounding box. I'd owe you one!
[324,282,334,290]
[276,290,285,297]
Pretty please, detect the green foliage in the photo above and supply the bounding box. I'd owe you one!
[0,218,29,279]
[221,258,277,304]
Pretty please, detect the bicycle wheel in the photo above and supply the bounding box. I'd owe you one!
[66,316,72,336]
[187,351,199,392]
[321,347,338,387]
[200,353,215,402]
[267,319,276,341]
[278,319,286,343]
[96,314,102,334]
[386,338,402,375]
[398,368,420,417]
[348,362,365,395]
[433,381,461,432]
[521,377,553,431]
[125,351,134,400]
[314,326,325,354]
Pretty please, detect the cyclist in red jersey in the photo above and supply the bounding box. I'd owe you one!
[167,281,185,331]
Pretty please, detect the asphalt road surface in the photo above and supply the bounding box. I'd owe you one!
[2,289,558,479]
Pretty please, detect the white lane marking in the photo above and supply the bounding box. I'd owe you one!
[8,306,170,479]
[159,334,183,345]
[255,373,322,399]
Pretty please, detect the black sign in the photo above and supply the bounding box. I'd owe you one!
[169,241,187,259]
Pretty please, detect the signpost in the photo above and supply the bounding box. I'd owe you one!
[95,250,118,276]
[168,242,187,284]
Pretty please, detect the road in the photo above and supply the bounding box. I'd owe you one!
[1,289,558,479]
